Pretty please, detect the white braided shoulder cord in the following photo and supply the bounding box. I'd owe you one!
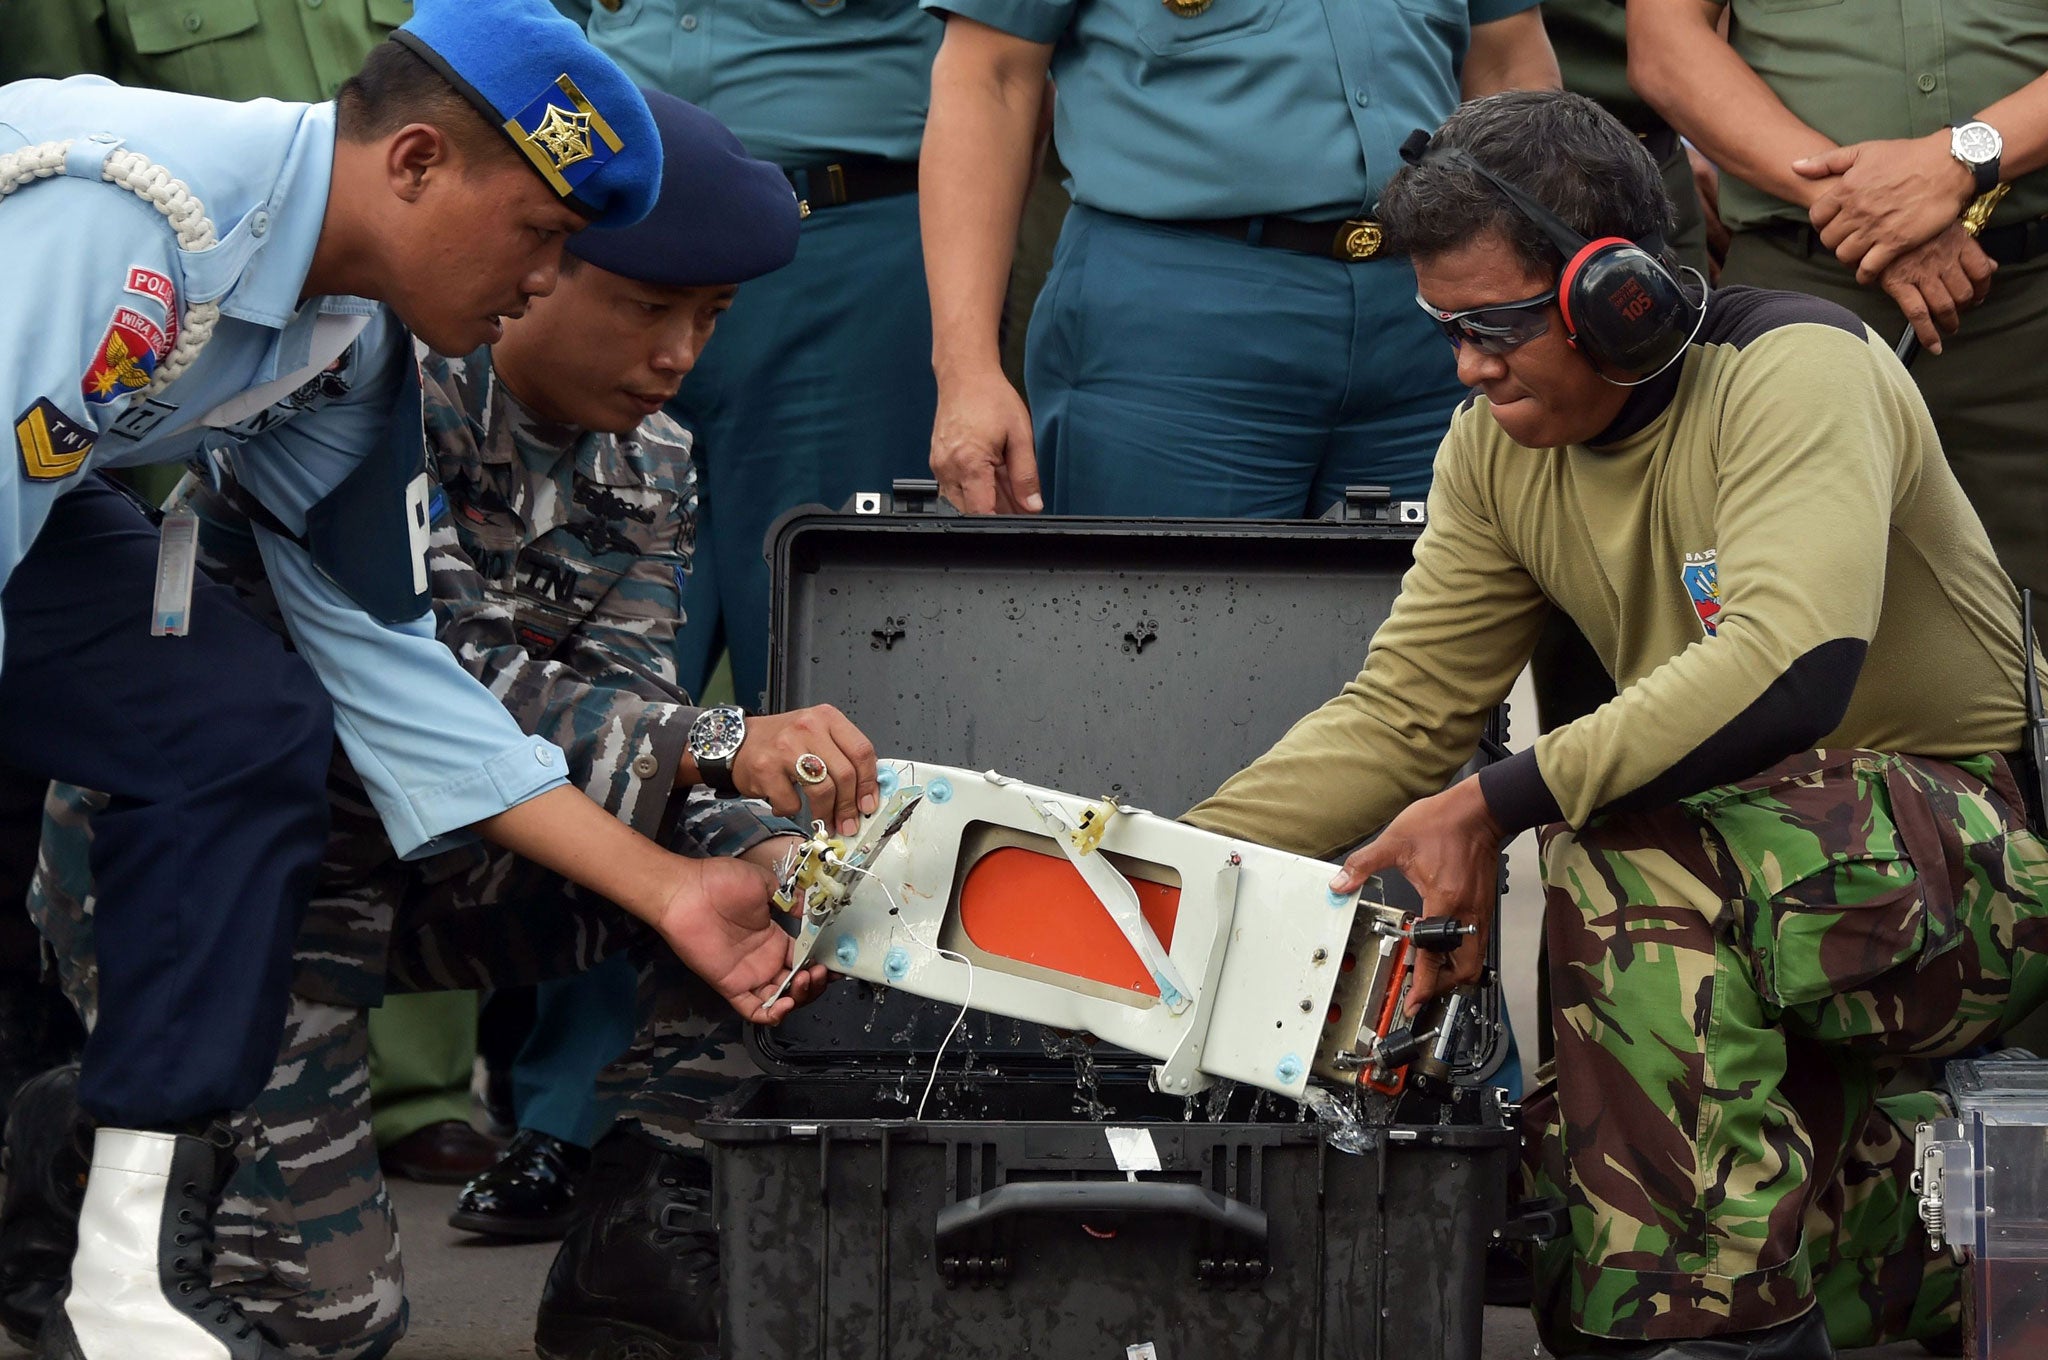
[0,139,220,390]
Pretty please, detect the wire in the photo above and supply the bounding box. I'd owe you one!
[843,861,976,1121]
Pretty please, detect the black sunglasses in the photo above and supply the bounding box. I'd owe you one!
[1415,288,1557,354]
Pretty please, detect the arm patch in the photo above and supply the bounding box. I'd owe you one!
[15,399,95,482]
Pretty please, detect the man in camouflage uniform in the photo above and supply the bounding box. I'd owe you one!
[7,92,866,1360]
[1186,91,2048,1358]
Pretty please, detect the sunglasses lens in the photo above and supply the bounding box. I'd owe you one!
[1456,309,1550,353]
[1419,292,1554,354]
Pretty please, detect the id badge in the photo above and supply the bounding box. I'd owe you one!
[151,510,199,636]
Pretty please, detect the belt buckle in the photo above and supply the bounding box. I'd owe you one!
[1338,219,1384,262]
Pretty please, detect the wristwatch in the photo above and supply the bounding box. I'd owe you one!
[687,705,747,796]
[1951,121,2004,198]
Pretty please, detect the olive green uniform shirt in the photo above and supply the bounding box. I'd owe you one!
[1545,0,1659,133]
[0,0,412,102]
[1188,288,2032,857]
[1715,0,2048,231]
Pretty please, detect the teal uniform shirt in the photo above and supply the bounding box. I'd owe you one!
[554,0,940,165]
[927,0,1543,219]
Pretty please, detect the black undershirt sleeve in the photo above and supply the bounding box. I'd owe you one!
[1479,636,1868,833]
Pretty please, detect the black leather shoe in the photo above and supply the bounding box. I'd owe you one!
[448,1130,589,1241]
[0,1065,90,1347]
[533,1124,717,1360]
[1556,1306,1836,1359]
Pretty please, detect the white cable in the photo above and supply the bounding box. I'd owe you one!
[0,139,221,389]
[844,861,975,1122]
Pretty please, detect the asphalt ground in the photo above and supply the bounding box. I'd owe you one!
[0,1173,1929,1359]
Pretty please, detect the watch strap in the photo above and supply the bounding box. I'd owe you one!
[1974,151,2001,198]
[696,753,741,797]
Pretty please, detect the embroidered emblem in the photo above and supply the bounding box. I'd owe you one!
[15,398,95,482]
[124,265,179,352]
[81,309,165,405]
[1682,549,1720,636]
[505,74,623,199]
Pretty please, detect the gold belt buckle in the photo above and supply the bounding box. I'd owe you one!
[1339,219,1384,262]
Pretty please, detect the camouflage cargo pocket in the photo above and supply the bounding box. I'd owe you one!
[1685,750,1931,1010]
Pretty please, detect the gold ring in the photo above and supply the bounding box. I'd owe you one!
[794,753,829,785]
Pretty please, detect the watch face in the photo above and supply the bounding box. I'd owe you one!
[1956,122,2001,164]
[691,707,746,762]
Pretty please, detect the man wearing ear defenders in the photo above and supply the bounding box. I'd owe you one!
[1187,89,2048,1359]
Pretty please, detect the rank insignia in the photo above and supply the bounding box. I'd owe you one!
[1162,0,1214,14]
[506,74,623,200]
[82,308,168,405]
[15,398,95,482]
[1682,549,1720,636]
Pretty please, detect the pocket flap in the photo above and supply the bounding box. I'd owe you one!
[126,0,262,56]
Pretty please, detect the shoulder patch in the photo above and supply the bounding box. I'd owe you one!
[15,399,96,482]
[124,265,179,352]
[81,309,164,405]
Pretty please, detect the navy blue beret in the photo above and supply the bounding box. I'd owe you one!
[565,90,802,287]
[392,0,660,227]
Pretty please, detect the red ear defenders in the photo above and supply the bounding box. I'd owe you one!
[1397,131,1703,381]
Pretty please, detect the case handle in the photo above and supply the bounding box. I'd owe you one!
[935,1179,1269,1248]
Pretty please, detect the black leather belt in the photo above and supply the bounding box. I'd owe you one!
[1756,215,2048,267]
[783,155,918,216]
[1175,214,1389,262]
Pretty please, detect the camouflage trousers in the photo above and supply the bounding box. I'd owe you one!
[30,787,764,1360]
[1520,748,2048,1349]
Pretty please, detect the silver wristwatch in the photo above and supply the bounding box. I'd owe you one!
[687,705,747,796]
[1951,121,2004,198]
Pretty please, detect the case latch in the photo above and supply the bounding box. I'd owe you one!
[852,479,954,516]
[1322,484,1427,527]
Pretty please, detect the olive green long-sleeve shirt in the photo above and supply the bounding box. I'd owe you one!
[0,0,412,102]
[1188,287,2034,857]
[1714,0,2048,232]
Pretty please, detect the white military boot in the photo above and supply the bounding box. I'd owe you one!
[37,1126,284,1359]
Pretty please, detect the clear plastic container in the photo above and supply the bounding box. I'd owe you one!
[1920,1058,2048,1357]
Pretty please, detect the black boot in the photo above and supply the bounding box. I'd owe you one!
[449,1130,590,1241]
[37,1123,287,1359]
[1558,1307,1837,1359]
[533,1124,718,1360]
[0,1065,90,1347]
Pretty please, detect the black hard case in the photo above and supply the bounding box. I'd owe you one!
[700,505,1515,1360]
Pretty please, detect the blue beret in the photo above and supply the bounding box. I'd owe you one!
[392,0,660,227]
[566,91,802,288]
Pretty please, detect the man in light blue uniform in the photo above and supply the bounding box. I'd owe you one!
[0,5,832,1355]
[554,0,941,710]
[921,0,1561,517]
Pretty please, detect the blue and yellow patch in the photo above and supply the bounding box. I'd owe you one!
[15,399,95,482]
[1682,549,1721,636]
[505,74,623,202]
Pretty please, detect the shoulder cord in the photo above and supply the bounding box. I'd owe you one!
[0,139,221,390]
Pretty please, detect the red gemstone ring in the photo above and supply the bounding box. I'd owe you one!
[794,753,829,786]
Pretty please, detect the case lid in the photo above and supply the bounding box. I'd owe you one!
[754,511,1504,1082]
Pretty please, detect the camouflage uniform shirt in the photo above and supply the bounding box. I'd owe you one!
[163,344,795,1003]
